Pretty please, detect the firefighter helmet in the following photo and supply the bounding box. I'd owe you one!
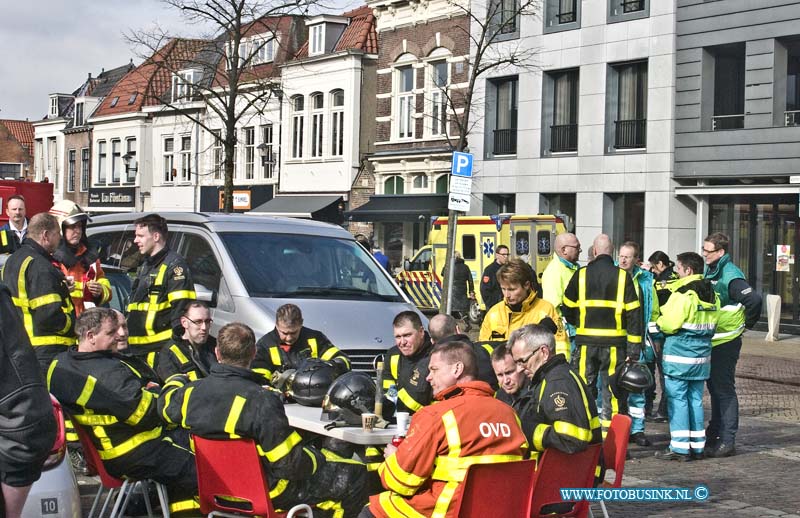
[49,200,90,228]
[611,362,654,396]
[288,359,339,407]
[322,371,376,425]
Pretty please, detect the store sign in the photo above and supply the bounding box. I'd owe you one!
[88,187,136,207]
[218,190,252,210]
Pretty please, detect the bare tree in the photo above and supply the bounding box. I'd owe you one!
[127,0,320,212]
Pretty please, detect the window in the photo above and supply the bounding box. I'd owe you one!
[35,139,43,179]
[67,150,76,192]
[47,137,58,188]
[331,90,344,156]
[163,137,175,183]
[786,39,800,126]
[261,124,274,180]
[556,0,576,23]
[181,136,192,182]
[252,37,275,64]
[310,25,324,55]
[109,97,119,108]
[80,148,89,191]
[172,70,198,102]
[544,0,579,32]
[412,174,428,190]
[97,140,107,184]
[461,235,477,261]
[292,96,304,158]
[613,61,647,149]
[548,69,579,153]
[711,43,745,130]
[0,164,22,178]
[211,130,223,180]
[604,193,644,248]
[608,0,648,20]
[49,96,58,117]
[125,138,137,183]
[429,61,448,136]
[75,102,84,126]
[397,66,415,139]
[311,93,324,158]
[128,93,138,105]
[384,175,405,194]
[244,127,255,179]
[489,77,518,156]
[491,0,519,37]
[435,175,448,193]
[111,139,121,183]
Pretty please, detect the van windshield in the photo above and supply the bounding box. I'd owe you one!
[220,232,405,301]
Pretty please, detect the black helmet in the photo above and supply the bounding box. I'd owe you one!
[288,359,339,407]
[322,371,376,425]
[611,362,654,396]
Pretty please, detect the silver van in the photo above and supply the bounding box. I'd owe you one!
[87,212,422,370]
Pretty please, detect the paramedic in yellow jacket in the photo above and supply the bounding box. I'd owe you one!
[479,258,570,359]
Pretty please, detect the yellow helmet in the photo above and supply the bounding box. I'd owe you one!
[49,200,90,228]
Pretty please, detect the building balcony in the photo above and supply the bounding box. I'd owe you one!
[550,124,578,153]
[615,119,647,149]
[492,128,517,155]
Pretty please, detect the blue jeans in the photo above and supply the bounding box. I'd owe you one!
[706,336,742,444]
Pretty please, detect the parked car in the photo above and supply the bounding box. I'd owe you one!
[87,212,424,371]
[22,396,81,518]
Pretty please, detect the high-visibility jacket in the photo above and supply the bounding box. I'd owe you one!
[381,337,435,414]
[541,255,578,314]
[53,242,112,316]
[0,228,20,254]
[653,268,679,306]
[253,327,350,382]
[562,255,643,358]
[479,289,571,360]
[1,239,76,366]
[127,247,195,359]
[156,332,218,383]
[516,354,602,458]
[704,254,755,347]
[370,381,528,518]
[656,274,719,381]
[159,363,326,506]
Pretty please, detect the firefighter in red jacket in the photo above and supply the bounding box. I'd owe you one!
[49,200,112,316]
[361,341,529,518]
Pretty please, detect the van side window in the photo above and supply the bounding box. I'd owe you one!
[461,235,476,261]
[89,231,126,268]
[411,249,431,271]
[118,231,143,272]
[178,233,222,292]
[537,230,552,256]
[515,231,530,257]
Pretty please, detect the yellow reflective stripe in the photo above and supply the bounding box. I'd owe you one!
[315,500,344,518]
[170,345,190,365]
[432,481,459,518]
[578,269,587,330]
[608,347,620,418]
[390,354,399,379]
[580,300,622,308]
[181,386,194,429]
[97,278,112,305]
[77,375,97,407]
[143,265,168,336]
[578,346,588,382]
[168,290,196,302]
[627,334,642,344]
[431,454,524,482]
[320,347,342,362]
[46,360,58,391]
[304,447,319,473]
[128,329,172,345]
[308,338,319,358]
[127,301,171,312]
[269,347,282,366]
[575,327,627,337]
[29,293,62,309]
[269,478,289,499]
[72,414,119,426]
[252,367,273,380]
[397,388,423,412]
[0,232,7,247]
[568,370,601,432]
[481,343,494,356]
[97,427,163,460]
[321,448,364,465]
[265,430,302,463]
[125,390,155,426]
[533,423,549,451]
[442,410,461,457]
[615,269,626,331]
[553,421,595,442]
[223,396,246,439]
[379,492,426,518]
[380,454,426,495]
[382,379,394,390]
[169,499,200,513]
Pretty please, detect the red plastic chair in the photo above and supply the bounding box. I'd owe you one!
[529,443,603,518]
[192,435,313,518]
[601,414,632,489]
[455,459,537,517]
[73,422,169,518]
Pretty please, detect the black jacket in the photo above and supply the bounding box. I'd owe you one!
[480,260,504,310]
[517,354,602,456]
[128,247,195,354]
[1,239,76,368]
[562,255,643,358]
[381,335,435,414]
[253,326,350,381]
[442,258,475,312]
[156,331,218,383]
[0,283,56,473]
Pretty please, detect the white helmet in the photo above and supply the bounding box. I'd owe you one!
[49,200,90,228]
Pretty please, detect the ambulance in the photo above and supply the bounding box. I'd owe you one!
[397,214,569,319]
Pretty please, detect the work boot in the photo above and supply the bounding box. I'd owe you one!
[629,432,651,447]
[654,448,691,462]
[648,411,668,423]
[707,442,736,458]
[67,445,88,476]
[692,451,705,460]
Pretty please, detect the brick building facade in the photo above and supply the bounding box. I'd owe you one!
[0,120,34,180]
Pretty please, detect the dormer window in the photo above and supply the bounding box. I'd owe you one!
[49,96,59,117]
[252,37,276,64]
[74,102,84,126]
[310,25,324,56]
[172,69,200,103]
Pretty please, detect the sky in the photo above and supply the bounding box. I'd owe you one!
[0,0,354,121]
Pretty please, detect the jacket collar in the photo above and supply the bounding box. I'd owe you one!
[435,380,494,401]
[557,255,579,270]
[210,362,264,383]
[530,353,568,386]
[22,237,55,261]
[704,253,731,280]
[146,246,169,266]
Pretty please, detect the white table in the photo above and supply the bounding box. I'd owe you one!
[284,404,397,445]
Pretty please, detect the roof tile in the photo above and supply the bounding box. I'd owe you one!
[0,119,35,153]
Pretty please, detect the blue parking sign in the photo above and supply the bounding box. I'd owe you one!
[451,151,473,178]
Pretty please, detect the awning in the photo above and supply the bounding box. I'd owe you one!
[674,185,800,196]
[249,195,342,219]
[345,194,449,222]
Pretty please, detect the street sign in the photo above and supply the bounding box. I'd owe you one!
[449,175,471,195]
[448,192,470,212]
[451,151,474,177]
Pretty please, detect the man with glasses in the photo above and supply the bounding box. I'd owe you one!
[510,324,601,458]
[480,244,510,311]
[702,233,762,458]
[157,301,218,382]
[542,232,581,352]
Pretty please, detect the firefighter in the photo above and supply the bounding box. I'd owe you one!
[156,301,217,382]
[479,258,570,359]
[0,228,20,254]
[510,324,601,459]
[253,303,350,383]
[655,252,719,461]
[49,200,112,316]
[381,311,435,415]
[1,213,76,374]
[361,340,528,518]
[562,234,642,436]
[127,214,195,370]
[47,308,198,514]
[491,343,530,410]
[160,322,367,518]
[428,313,497,390]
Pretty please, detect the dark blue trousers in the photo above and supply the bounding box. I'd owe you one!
[706,336,742,444]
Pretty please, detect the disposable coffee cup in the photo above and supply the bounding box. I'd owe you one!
[396,411,410,434]
[362,413,378,432]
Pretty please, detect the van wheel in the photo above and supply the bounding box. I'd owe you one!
[468,302,482,325]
